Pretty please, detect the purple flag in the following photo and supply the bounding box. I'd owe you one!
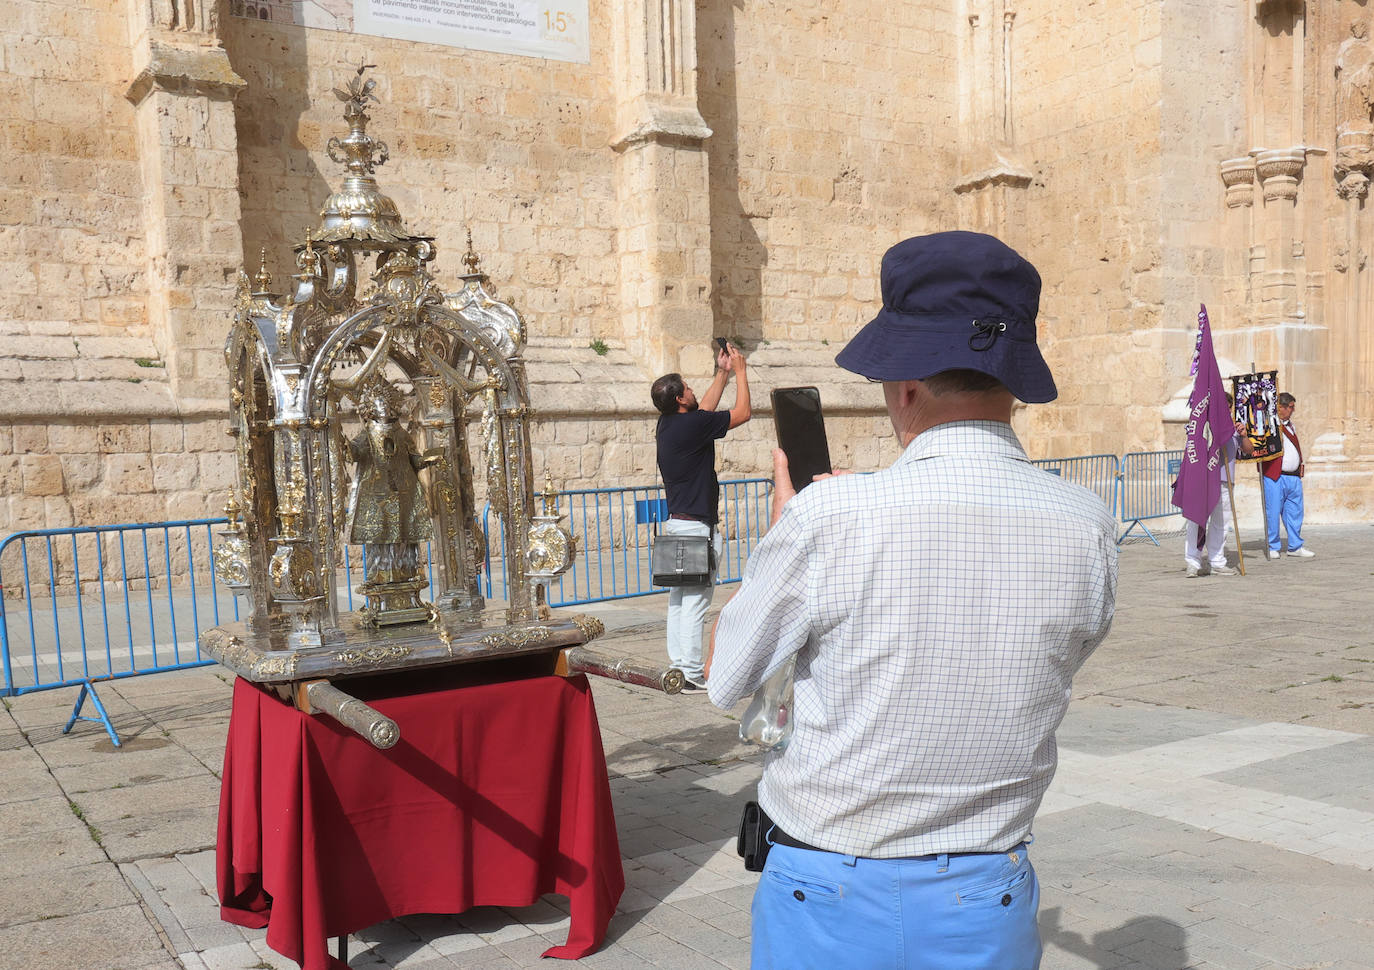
[1172,305,1231,526]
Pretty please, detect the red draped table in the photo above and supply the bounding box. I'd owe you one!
[216,672,625,970]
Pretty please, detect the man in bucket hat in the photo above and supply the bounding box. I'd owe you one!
[709,231,1118,969]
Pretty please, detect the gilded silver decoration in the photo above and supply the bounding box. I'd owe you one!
[479,626,553,650]
[525,473,576,611]
[213,497,251,588]
[252,653,301,679]
[333,645,412,667]
[570,614,606,640]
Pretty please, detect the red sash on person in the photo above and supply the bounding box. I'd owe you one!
[1262,422,1302,482]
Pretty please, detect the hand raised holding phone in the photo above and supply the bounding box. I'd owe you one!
[771,386,832,507]
[714,337,744,374]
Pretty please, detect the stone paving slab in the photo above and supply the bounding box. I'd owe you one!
[1209,736,1374,813]
[0,860,134,927]
[0,903,177,970]
[2,524,1374,969]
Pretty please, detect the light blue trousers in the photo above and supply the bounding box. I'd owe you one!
[662,518,721,682]
[751,841,1042,970]
[1262,474,1305,552]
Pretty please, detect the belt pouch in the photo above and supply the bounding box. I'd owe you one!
[737,800,773,872]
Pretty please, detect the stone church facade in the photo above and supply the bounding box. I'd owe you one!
[1,0,1371,534]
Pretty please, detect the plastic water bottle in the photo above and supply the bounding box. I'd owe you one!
[739,657,796,750]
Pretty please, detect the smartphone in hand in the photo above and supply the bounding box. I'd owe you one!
[771,386,832,492]
[716,337,729,353]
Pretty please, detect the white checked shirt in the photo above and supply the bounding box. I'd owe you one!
[710,421,1118,858]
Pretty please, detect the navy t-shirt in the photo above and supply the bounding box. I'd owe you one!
[656,409,732,525]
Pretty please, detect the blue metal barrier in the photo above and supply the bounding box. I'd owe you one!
[2,453,1191,739]
[482,478,774,606]
[0,519,238,745]
[1030,454,1120,517]
[1118,449,1185,545]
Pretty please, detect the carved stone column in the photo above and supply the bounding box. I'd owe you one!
[1218,157,1257,309]
[1335,129,1373,200]
[1255,148,1305,203]
[126,0,246,406]
[954,2,1031,237]
[610,0,713,376]
[1220,157,1257,208]
[1252,147,1307,323]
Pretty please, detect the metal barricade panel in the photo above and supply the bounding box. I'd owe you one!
[1029,454,1120,516]
[1118,449,1185,544]
[0,520,236,698]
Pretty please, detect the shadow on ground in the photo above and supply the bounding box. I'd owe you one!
[1042,907,1189,969]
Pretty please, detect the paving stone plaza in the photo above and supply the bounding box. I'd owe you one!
[2,524,1372,970]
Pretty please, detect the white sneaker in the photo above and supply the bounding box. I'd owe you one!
[1185,564,1200,578]
[1211,564,1238,576]
[1266,550,1280,560]
[1288,547,1315,558]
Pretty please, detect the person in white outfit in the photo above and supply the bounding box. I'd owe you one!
[1184,393,1254,577]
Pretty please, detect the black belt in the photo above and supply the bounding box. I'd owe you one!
[768,825,826,853]
[1280,470,1301,477]
[669,513,708,522]
[769,823,997,861]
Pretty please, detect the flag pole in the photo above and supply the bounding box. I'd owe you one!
[1249,362,1269,560]
[1227,478,1245,575]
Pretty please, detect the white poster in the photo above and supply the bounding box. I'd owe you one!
[232,0,588,64]
[354,0,589,63]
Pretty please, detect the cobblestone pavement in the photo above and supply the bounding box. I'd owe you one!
[2,524,1372,970]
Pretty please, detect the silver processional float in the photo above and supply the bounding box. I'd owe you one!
[201,66,682,747]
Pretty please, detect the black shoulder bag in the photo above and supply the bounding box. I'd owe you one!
[651,526,715,586]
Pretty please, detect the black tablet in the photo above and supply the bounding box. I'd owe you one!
[771,386,832,492]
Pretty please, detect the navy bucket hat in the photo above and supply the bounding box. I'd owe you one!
[835,231,1057,404]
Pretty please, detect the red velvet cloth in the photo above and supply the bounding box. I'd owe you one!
[216,673,625,969]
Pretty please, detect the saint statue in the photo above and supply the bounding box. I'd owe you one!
[1338,20,1374,135]
[1336,20,1374,198]
[345,376,436,546]
[343,376,440,607]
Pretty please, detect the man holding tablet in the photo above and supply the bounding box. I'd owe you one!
[710,232,1118,969]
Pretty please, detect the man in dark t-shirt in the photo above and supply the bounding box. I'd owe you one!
[649,344,751,691]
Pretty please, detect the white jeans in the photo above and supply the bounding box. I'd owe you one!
[662,518,723,682]
[1184,500,1229,568]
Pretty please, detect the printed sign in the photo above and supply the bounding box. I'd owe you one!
[355,0,588,62]
[1230,370,1282,463]
[232,0,589,64]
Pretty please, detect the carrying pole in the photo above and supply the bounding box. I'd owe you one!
[1226,479,1245,575]
[1249,360,1268,558]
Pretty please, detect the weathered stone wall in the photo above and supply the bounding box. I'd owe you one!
[0,1,147,335]
[4,0,1374,541]
[1010,1,1159,458]
[698,2,958,351]
[0,418,234,532]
